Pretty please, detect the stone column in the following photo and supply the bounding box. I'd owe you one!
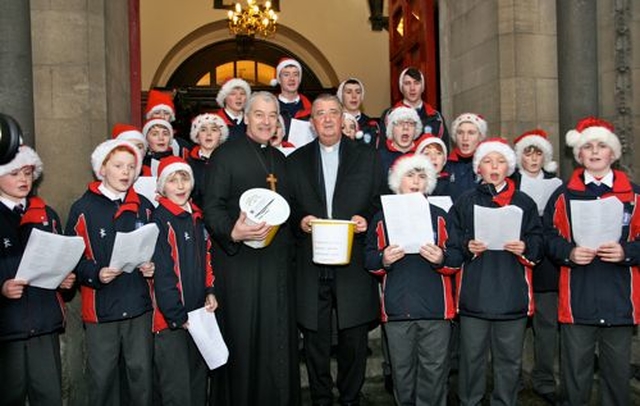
[556,0,598,176]
[0,0,35,145]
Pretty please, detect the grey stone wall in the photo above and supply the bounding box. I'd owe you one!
[439,0,560,170]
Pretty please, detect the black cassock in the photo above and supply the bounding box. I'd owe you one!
[203,135,299,406]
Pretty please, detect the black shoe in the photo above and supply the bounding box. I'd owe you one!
[533,390,556,405]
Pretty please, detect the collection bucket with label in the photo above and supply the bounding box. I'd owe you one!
[239,188,290,249]
[310,219,356,265]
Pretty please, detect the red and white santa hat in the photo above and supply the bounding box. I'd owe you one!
[216,78,252,108]
[189,113,229,144]
[156,156,194,193]
[0,145,44,180]
[398,67,425,93]
[336,77,365,102]
[415,133,448,159]
[565,116,622,164]
[388,153,437,195]
[386,107,422,140]
[513,129,557,173]
[270,57,302,87]
[142,118,173,141]
[451,113,488,144]
[472,137,517,176]
[342,112,363,139]
[111,123,147,150]
[91,139,142,181]
[145,89,175,122]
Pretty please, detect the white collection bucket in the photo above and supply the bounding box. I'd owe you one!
[239,188,290,249]
[310,219,356,265]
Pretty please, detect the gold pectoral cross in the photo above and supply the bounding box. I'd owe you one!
[266,173,277,191]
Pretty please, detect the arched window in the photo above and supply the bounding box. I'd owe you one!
[167,39,323,91]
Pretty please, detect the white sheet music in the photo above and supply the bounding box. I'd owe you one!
[109,223,159,273]
[520,175,562,216]
[187,308,229,370]
[15,229,85,289]
[133,176,159,207]
[427,196,453,213]
[570,197,623,249]
[288,119,315,148]
[474,205,523,250]
[381,193,434,254]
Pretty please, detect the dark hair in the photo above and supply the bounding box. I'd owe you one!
[403,67,423,83]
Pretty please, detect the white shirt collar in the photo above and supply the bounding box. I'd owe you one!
[224,108,243,122]
[278,94,300,104]
[0,196,27,211]
[584,170,614,187]
[98,183,126,201]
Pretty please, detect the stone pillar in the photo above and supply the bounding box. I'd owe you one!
[0,0,35,145]
[556,0,598,176]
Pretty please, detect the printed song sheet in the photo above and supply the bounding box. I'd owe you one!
[15,229,85,289]
[474,205,523,250]
[109,223,159,273]
[381,193,434,254]
[520,175,562,216]
[288,119,315,148]
[133,176,159,207]
[570,196,623,249]
[187,308,229,370]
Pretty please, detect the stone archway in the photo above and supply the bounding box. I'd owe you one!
[150,21,339,89]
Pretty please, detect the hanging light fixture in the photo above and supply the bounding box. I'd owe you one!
[227,0,278,38]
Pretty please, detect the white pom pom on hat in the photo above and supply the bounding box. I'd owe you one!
[0,145,44,180]
[156,156,194,194]
[565,116,621,164]
[90,139,142,181]
[472,137,517,177]
[387,153,437,195]
[513,129,557,173]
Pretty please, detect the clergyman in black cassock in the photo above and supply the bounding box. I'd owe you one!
[203,91,299,406]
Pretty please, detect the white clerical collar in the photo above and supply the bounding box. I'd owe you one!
[584,170,614,187]
[225,108,243,122]
[0,196,26,211]
[320,140,341,153]
[278,94,300,104]
[99,183,126,201]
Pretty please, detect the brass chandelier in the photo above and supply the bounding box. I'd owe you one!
[227,0,278,38]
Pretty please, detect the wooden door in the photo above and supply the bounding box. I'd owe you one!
[388,0,438,108]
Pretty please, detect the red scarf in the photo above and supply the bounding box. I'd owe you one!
[491,178,516,207]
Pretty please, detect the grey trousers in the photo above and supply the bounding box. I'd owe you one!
[458,316,527,406]
[531,291,559,395]
[560,324,632,406]
[386,319,451,406]
[85,312,153,406]
[0,333,62,406]
[154,328,208,406]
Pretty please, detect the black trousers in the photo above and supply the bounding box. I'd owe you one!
[301,278,369,406]
[0,333,62,406]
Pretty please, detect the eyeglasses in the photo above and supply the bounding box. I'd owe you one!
[313,109,341,119]
[396,120,417,128]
